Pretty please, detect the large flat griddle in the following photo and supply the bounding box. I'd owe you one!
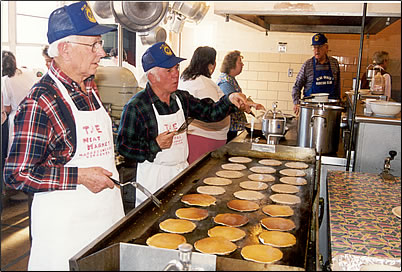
[70,142,317,271]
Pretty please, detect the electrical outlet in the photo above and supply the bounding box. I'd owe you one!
[288,68,293,77]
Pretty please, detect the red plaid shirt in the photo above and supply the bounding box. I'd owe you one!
[3,62,102,193]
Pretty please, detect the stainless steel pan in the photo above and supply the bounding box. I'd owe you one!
[111,1,168,33]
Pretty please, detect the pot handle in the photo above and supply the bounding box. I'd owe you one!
[310,114,327,128]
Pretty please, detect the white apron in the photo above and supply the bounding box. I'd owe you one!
[136,96,189,207]
[28,71,125,271]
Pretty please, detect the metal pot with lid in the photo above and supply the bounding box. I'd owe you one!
[262,102,287,142]
[297,103,344,154]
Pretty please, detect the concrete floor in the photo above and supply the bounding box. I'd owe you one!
[1,191,30,271]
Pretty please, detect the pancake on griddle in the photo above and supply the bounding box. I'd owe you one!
[271,184,299,194]
[216,170,244,179]
[270,194,301,205]
[262,204,294,217]
[259,231,296,247]
[279,168,306,177]
[258,159,282,166]
[208,226,246,242]
[228,156,252,163]
[280,176,307,186]
[285,161,309,169]
[240,181,268,191]
[181,194,216,207]
[203,177,232,186]
[194,236,237,255]
[214,213,249,227]
[221,163,247,171]
[249,166,276,174]
[146,233,186,249]
[197,185,226,195]
[175,207,209,221]
[248,173,275,182]
[241,244,283,264]
[227,199,259,212]
[234,190,265,201]
[159,218,196,234]
[261,217,296,231]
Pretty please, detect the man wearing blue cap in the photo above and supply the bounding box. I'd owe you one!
[4,2,125,270]
[291,33,341,114]
[116,42,252,207]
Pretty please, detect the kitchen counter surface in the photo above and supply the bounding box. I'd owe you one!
[346,93,401,125]
[327,170,401,267]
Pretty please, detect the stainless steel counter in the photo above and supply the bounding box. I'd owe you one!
[346,94,401,125]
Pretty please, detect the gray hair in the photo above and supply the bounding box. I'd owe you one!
[372,51,389,65]
[146,67,161,82]
[47,36,78,58]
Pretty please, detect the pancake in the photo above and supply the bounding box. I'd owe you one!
[241,244,283,264]
[259,231,296,247]
[261,217,296,231]
[227,199,259,212]
[216,170,244,179]
[262,205,294,217]
[214,213,249,227]
[280,176,307,186]
[228,156,252,163]
[270,194,301,205]
[258,159,282,166]
[285,161,309,169]
[181,194,217,207]
[159,218,196,234]
[279,169,306,177]
[249,166,276,174]
[240,181,268,191]
[221,163,247,171]
[203,177,232,186]
[234,190,265,201]
[248,173,275,182]
[194,236,237,255]
[146,233,186,250]
[175,207,209,221]
[197,185,226,195]
[392,206,401,218]
[271,184,299,194]
[208,226,246,242]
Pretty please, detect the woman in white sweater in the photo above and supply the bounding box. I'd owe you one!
[178,46,230,164]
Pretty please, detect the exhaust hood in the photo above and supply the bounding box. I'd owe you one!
[214,2,401,34]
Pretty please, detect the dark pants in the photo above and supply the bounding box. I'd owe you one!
[226,130,239,143]
[1,118,9,215]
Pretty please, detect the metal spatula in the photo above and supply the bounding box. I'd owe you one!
[175,117,194,135]
[111,177,161,207]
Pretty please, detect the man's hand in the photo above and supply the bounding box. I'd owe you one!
[156,130,176,149]
[77,167,115,193]
[293,104,300,115]
[229,92,251,113]
[249,102,266,111]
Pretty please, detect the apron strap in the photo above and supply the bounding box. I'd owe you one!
[34,82,77,156]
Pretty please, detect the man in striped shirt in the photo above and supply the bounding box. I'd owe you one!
[291,33,341,115]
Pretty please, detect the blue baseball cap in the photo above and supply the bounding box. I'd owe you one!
[311,33,328,46]
[47,1,116,44]
[142,42,186,72]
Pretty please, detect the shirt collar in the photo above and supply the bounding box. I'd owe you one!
[49,61,95,92]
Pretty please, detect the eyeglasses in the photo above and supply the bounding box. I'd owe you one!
[312,45,325,51]
[67,40,104,53]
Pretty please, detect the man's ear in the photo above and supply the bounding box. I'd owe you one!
[58,42,72,60]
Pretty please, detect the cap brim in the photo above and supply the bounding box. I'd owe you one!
[158,56,186,69]
[78,24,117,36]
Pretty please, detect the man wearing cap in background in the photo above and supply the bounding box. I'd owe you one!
[3,2,124,270]
[116,42,252,207]
[291,33,341,115]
